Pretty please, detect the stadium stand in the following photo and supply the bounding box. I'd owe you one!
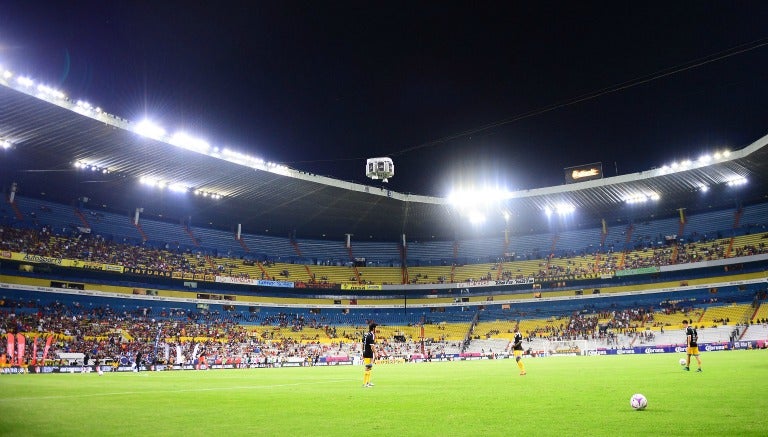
[2,194,768,370]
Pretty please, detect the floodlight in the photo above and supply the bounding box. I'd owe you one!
[134,120,166,139]
[555,203,575,215]
[139,176,158,187]
[726,177,747,187]
[713,152,721,159]
[3,70,12,79]
[171,132,210,153]
[169,183,188,193]
[1,140,11,150]
[16,76,33,87]
[625,193,660,203]
[698,155,711,163]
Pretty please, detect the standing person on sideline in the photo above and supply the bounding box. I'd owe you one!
[512,326,526,376]
[135,351,142,372]
[682,320,702,372]
[362,323,377,387]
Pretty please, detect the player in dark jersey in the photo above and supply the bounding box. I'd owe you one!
[682,319,702,372]
[362,323,377,387]
[512,326,526,376]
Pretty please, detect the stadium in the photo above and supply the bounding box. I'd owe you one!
[2,8,768,435]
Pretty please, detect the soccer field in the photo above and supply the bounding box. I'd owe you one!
[1,351,766,436]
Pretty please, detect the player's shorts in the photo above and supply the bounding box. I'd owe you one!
[513,350,523,358]
[686,346,699,356]
[364,357,373,367]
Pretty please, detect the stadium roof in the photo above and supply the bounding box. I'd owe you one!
[2,77,768,242]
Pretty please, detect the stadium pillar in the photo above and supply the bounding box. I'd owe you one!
[237,223,242,240]
[345,233,352,249]
[9,182,17,203]
[134,208,142,225]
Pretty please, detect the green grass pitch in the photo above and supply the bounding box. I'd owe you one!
[1,350,766,436]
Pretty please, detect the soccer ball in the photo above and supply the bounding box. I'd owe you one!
[98,370,104,376]
[630,394,648,410]
[679,358,686,366]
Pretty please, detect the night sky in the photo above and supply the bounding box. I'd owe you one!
[2,1,767,196]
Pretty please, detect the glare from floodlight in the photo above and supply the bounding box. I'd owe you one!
[555,203,576,215]
[699,184,709,192]
[726,177,747,187]
[624,193,659,204]
[723,150,731,157]
[3,70,11,79]
[448,188,511,207]
[134,120,167,139]
[468,211,485,225]
[171,132,210,153]
[36,84,65,99]
[169,183,188,193]
[17,76,33,87]
[1,140,11,150]
[544,207,552,217]
[140,176,158,187]
[698,155,711,163]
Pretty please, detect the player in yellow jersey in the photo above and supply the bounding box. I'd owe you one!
[512,326,526,375]
[362,323,377,387]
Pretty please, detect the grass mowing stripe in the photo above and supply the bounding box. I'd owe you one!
[0,377,355,402]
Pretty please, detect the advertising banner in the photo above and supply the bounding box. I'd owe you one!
[341,284,382,291]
